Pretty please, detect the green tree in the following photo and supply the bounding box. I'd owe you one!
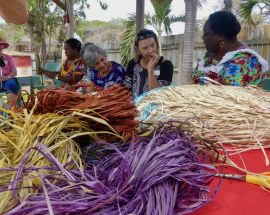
[147,0,185,53]
[238,0,270,25]
[25,0,107,73]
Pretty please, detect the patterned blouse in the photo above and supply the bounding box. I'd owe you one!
[124,57,173,98]
[192,49,269,86]
[60,58,86,77]
[83,61,126,90]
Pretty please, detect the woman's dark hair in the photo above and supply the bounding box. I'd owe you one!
[65,38,82,52]
[134,29,160,60]
[208,11,241,40]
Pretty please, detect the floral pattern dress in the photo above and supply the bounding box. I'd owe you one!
[60,58,86,77]
[83,61,126,91]
[192,49,269,86]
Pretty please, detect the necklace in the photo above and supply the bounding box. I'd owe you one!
[60,58,81,76]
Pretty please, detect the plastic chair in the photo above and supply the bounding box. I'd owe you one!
[44,62,61,79]
[16,76,31,87]
[44,62,61,72]
[262,79,270,91]
[54,79,63,88]
[31,75,43,90]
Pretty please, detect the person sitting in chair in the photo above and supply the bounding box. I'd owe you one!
[0,38,19,107]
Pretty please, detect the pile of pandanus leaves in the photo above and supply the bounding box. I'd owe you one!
[0,103,217,214]
[25,85,138,141]
[136,85,270,166]
[0,104,123,213]
[0,84,222,215]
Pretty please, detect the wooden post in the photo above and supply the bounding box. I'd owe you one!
[136,0,145,33]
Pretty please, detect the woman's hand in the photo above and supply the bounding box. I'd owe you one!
[58,73,84,85]
[0,76,5,82]
[85,81,95,93]
[147,54,160,72]
[147,54,160,90]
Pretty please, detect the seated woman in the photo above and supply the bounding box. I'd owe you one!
[58,38,86,87]
[124,29,173,98]
[0,38,19,107]
[81,43,126,92]
[192,11,268,86]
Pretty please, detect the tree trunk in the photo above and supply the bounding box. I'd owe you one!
[179,0,198,85]
[223,0,233,11]
[157,29,162,55]
[27,15,40,75]
[66,0,75,38]
[136,0,145,33]
[40,9,47,70]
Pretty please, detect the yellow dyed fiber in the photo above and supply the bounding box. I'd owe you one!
[0,105,119,214]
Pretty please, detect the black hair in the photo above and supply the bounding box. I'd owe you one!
[208,11,241,40]
[64,38,82,52]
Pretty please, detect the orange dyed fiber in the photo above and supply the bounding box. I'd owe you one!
[26,85,138,141]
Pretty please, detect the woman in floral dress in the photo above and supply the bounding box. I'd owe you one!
[192,11,268,86]
[58,38,86,87]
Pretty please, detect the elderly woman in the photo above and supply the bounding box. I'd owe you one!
[192,11,268,86]
[58,38,86,86]
[0,38,19,107]
[124,29,173,98]
[81,43,126,92]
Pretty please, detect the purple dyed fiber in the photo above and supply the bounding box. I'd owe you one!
[5,123,218,215]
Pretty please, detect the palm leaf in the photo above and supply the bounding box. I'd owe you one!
[163,15,185,35]
[120,15,136,67]
[196,0,206,8]
[238,0,270,24]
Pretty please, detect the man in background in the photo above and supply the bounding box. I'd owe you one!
[0,0,28,24]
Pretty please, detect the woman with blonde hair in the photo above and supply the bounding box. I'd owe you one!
[124,29,173,98]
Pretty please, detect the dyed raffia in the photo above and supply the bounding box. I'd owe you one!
[5,123,217,215]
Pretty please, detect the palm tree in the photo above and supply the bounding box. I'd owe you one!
[223,0,233,11]
[136,0,145,32]
[238,0,270,24]
[120,0,184,66]
[148,0,185,53]
[180,0,204,85]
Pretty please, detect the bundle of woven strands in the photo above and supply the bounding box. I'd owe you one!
[136,85,270,163]
[26,85,138,141]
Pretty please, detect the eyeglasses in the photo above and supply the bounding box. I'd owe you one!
[136,31,156,42]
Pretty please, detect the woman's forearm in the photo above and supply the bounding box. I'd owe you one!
[9,70,17,78]
[147,70,160,90]
[0,0,28,24]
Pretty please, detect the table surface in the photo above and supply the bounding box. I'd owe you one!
[192,148,270,215]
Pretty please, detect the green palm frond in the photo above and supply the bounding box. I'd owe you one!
[120,15,136,67]
[238,0,270,24]
[197,0,206,8]
[163,15,185,35]
[150,0,173,25]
